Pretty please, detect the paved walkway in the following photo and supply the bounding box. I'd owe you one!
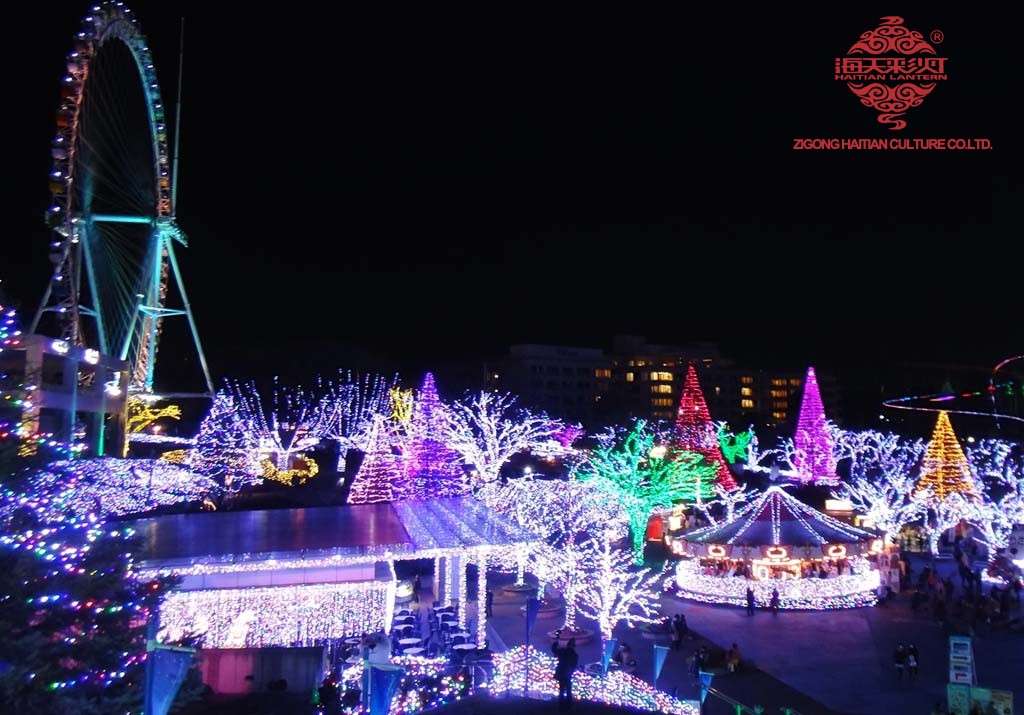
[481,553,1024,715]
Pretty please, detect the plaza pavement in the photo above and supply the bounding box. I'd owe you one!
[479,553,1024,715]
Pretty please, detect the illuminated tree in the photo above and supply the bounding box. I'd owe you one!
[477,476,624,629]
[315,370,398,472]
[389,387,414,426]
[915,411,977,500]
[715,422,754,465]
[921,492,972,556]
[700,482,759,525]
[399,373,465,499]
[0,511,177,714]
[834,429,927,483]
[576,419,718,563]
[226,378,326,472]
[441,391,565,487]
[347,414,400,504]
[576,534,664,643]
[188,390,261,493]
[674,365,737,489]
[832,468,926,540]
[791,367,837,483]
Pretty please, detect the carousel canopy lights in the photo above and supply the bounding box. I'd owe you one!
[684,485,878,550]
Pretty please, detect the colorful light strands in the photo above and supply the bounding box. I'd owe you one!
[674,364,738,490]
[915,411,977,500]
[833,429,927,484]
[187,390,262,492]
[125,395,182,435]
[159,581,392,648]
[0,516,171,708]
[5,458,218,524]
[577,419,718,563]
[672,558,879,610]
[791,367,837,483]
[490,647,697,714]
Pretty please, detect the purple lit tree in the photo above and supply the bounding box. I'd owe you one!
[791,367,837,483]
[441,391,566,486]
[398,373,466,499]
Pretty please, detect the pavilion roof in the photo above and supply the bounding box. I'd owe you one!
[683,486,875,547]
[132,497,540,570]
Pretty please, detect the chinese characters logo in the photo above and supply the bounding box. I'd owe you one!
[835,16,946,130]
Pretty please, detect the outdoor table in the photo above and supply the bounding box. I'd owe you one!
[451,631,471,639]
[398,638,422,648]
[392,624,413,635]
[452,643,477,655]
[344,637,361,645]
[345,655,362,665]
[403,647,426,656]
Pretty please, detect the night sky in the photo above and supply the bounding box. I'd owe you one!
[4,1,1022,411]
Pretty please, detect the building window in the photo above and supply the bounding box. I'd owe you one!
[653,411,674,419]
[773,400,788,409]
[741,399,754,409]
[594,368,611,378]
[770,389,787,398]
[625,372,635,382]
[651,385,672,394]
[714,386,721,396]
[789,378,801,387]
[741,376,754,385]
[771,378,787,387]
[772,411,788,420]
[740,387,753,397]
[650,398,674,407]
[651,371,673,381]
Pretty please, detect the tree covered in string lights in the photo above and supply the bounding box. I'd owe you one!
[791,367,837,483]
[224,378,327,484]
[441,391,566,487]
[576,419,718,563]
[188,390,262,493]
[575,533,665,643]
[674,364,737,490]
[347,414,400,504]
[398,373,465,499]
[832,467,926,541]
[477,476,625,630]
[715,421,754,465]
[0,508,177,714]
[915,411,977,501]
[315,370,398,472]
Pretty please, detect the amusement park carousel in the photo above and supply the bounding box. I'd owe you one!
[671,486,888,610]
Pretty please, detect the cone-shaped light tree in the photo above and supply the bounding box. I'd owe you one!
[792,367,837,483]
[675,364,738,490]
[347,414,399,504]
[399,373,466,499]
[915,411,977,500]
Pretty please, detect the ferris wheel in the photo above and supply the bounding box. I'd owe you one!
[31,1,213,396]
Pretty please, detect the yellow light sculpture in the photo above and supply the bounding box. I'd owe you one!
[915,411,976,500]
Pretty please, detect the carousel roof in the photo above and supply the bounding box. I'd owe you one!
[684,486,876,547]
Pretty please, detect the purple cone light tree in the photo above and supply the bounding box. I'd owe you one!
[791,367,837,483]
[398,373,466,499]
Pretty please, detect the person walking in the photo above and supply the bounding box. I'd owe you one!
[770,587,780,614]
[671,615,683,651]
[746,586,756,616]
[893,643,907,682]
[907,643,919,682]
[552,633,579,710]
[726,643,741,673]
